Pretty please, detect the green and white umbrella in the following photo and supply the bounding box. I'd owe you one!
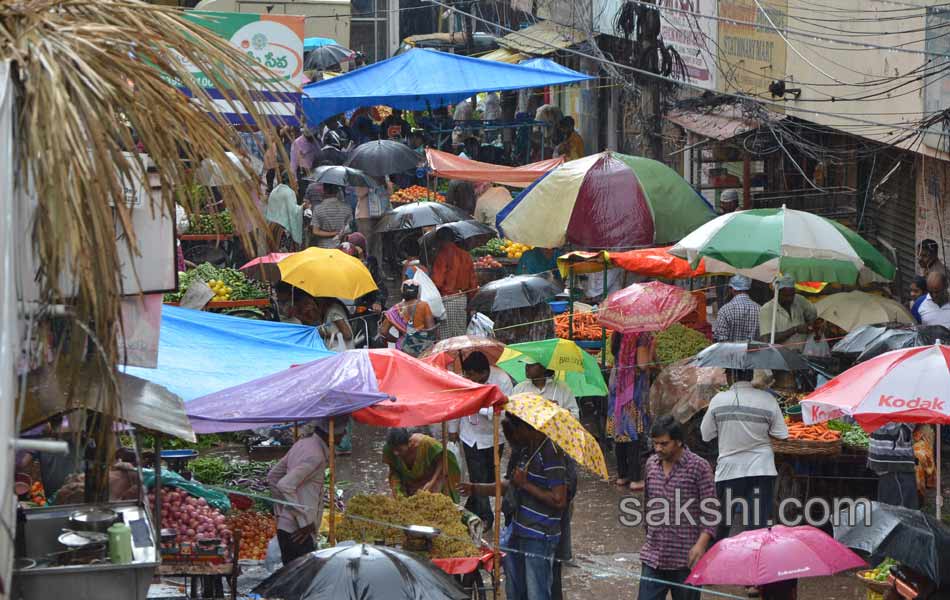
[669,207,895,285]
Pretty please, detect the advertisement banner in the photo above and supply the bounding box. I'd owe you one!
[182,11,305,125]
[716,0,787,97]
[658,0,718,90]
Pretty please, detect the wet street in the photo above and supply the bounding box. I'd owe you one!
[338,420,869,600]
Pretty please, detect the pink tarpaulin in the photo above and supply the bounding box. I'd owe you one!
[425,148,562,188]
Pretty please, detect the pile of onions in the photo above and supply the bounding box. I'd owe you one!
[149,487,232,545]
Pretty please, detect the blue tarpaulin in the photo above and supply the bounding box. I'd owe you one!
[300,48,594,126]
[518,58,589,78]
[124,306,331,402]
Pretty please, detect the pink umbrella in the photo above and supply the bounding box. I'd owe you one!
[686,525,866,587]
[597,280,696,334]
[239,252,292,282]
[240,253,292,271]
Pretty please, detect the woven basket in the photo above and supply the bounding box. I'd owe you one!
[772,437,841,457]
[844,443,869,455]
[855,571,890,594]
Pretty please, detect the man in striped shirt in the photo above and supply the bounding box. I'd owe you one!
[460,413,567,600]
[639,416,716,600]
[713,275,761,343]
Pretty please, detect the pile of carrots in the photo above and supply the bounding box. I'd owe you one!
[554,312,602,341]
[784,417,841,442]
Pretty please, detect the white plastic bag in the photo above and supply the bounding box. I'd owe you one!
[803,334,831,358]
[264,535,282,571]
[467,312,494,337]
[446,440,467,481]
[412,270,445,320]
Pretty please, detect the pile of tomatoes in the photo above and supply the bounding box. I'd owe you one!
[226,511,277,561]
[391,185,445,204]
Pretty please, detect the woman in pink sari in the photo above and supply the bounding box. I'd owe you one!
[606,331,656,492]
[379,281,437,357]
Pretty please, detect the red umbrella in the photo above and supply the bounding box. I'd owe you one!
[597,280,696,334]
[686,525,866,587]
[419,336,507,373]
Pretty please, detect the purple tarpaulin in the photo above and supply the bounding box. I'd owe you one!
[186,352,392,433]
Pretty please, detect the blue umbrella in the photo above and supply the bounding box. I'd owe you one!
[304,37,337,51]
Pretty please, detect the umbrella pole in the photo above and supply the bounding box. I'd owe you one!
[938,425,943,520]
[601,261,608,369]
[493,411,502,594]
[329,419,337,547]
[442,421,449,495]
[568,266,575,340]
[769,280,779,345]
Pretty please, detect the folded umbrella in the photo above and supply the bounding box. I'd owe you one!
[504,393,609,480]
[346,139,424,176]
[308,165,379,189]
[816,291,914,332]
[834,502,950,586]
[469,274,561,312]
[598,280,697,334]
[253,543,468,600]
[277,247,378,300]
[375,201,471,233]
[687,525,866,587]
[692,341,810,371]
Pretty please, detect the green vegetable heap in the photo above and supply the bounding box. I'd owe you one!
[188,211,234,235]
[827,420,870,448]
[163,262,269,303]
[471,238,508,258]
[654,323,711,364]
[866,557,898,582]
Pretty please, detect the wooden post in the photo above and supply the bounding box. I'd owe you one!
[329,419,337,547]
[492,411,502,588]
[293,422,299,442]
[441,421,449,496]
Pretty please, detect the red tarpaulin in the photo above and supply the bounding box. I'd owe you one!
[425,148,563,188]
[609,246,707,279]
[353,349,507,427]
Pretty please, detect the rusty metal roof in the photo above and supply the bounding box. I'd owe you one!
[667,106,785,141]
[497,20,590,56]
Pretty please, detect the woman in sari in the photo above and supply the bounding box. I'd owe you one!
[606,330,655,492]
[379,281,437,357]
[383,428,461,503]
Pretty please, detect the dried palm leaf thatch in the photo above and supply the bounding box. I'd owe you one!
[1,0,292,478]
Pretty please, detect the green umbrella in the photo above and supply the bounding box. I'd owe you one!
[497,339,608,397]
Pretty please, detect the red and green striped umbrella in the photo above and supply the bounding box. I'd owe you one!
[496,151,715,249]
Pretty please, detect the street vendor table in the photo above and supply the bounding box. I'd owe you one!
[156,531,242,600]
[774,446,876,523]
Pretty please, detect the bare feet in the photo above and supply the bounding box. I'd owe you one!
[615,478,630,486]
[628,481,645,492]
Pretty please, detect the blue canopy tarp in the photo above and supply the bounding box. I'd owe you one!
[300,48,594,126]
[124,306,332,402]
[518,58,589,77]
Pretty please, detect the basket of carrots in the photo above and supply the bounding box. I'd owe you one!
[554,312,602,341]
[772,418,842,457]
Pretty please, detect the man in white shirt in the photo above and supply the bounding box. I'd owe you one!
[512,361,580,419]
[919,271,950,327]
[453,351,513,530]
[700,370,788,542]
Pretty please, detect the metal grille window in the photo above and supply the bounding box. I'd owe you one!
[351,0,389,63]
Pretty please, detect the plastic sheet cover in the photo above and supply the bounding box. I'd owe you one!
[252,543,469,600]
[186,352,391,433]
[124,305,331,401]
[651,358,726,424]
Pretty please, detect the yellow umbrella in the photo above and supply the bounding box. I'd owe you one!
[277,247,378,300]
[504,393,609,481]
[815,290,914,332]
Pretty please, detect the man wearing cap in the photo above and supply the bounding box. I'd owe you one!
[758,276,817,349]
[713,275,761,343]
[719,189,740,215]
[512,361,580,419]
[267,420,331,564]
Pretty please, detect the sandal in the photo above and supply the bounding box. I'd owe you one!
[628,481,645,492]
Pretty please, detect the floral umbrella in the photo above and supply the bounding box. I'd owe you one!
[598,281,697,334]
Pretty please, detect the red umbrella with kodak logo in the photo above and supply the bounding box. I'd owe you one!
[801,343,950,517]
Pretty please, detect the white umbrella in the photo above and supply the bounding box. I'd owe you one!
[815,291,914,332]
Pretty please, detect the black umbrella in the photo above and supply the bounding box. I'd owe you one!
[421,220,495,250]
[470,274,561,312]
[831,324,892,356]
[252,543,468,600]
[307,165,379,189]
[304,44,356,70]
[347,140,424,176]
[375,201,471,232]
[691,341,810,371]
[855,325,950,362]
[834,502,950,586]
